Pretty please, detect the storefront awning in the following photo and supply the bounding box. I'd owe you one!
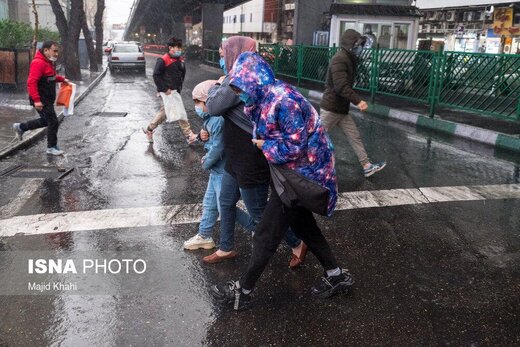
[330,4,422,17]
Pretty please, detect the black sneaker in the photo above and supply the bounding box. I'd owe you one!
[311,270,354,298]
[210,280,252,311]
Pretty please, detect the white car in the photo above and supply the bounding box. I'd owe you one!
[108,43,146,73]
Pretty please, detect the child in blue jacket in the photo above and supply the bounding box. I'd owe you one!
[183,80,255,250]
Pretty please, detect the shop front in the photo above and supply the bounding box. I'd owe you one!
[329,4,421,49]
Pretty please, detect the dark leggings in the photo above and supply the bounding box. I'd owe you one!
[239,186,339,290]
[20,104,59,148]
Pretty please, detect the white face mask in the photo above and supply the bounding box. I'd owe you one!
[49,56,57,62]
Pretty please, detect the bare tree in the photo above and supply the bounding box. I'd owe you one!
[95,0,105,64]
[31,0,39,57]
[49,0,84,80]
[81,11,98,72]
[83,0,96,29]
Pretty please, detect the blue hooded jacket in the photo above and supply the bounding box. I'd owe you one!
[229,52,338,216]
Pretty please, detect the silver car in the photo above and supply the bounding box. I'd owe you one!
[108,43,146,73]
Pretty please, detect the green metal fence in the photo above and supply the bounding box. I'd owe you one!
[205,45,520,121]
[203,49,220,66]
[437,52,520,120]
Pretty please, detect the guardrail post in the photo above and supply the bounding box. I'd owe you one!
[517,99,520,120]
[428,47,443,118]
[274,44,280,74]
[297,44,303,86]
[370,45,379,104]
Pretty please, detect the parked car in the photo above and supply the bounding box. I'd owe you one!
[108,43,146,73]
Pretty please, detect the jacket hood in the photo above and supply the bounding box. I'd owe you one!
[35,50,51,63]
[229,52,275,106]
[340,29,362,51]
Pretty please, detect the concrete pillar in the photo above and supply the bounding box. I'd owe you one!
[294,0,333,45]
[201,2,224,49]
[171,21,186,43]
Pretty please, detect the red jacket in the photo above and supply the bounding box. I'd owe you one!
[27,50,65,105]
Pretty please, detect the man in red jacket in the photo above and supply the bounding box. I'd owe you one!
[13,41,70,155]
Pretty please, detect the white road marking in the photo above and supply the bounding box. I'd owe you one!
[0,184,519,237]
[0,178,44,219]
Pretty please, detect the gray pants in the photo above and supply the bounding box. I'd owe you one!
[148,105,192,137]
[320,108,369,167]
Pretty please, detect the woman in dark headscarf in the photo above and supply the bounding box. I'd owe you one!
[201,36,307,268]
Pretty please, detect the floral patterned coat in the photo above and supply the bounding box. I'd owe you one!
[229,52,338,216]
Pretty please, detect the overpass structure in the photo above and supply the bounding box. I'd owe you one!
[123,0,249,49]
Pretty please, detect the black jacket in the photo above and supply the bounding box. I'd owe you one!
[320,29,363,114]
[153,54,186,93]
[206,78,270,188]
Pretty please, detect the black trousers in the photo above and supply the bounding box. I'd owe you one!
[239,187,339,290]
[20,104,59,148]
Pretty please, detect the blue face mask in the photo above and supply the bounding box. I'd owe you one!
[171,50,183,58]
[239,92,253,106]
[219,57,227,74]
[351,46,363,57]
[195,105,207,118]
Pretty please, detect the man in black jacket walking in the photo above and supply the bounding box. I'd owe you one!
[320,29,386,178]
[143,37,197,144]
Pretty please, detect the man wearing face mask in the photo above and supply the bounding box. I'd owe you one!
[142,37,197,144]
[13,41,70,155]
[320,29,386,178]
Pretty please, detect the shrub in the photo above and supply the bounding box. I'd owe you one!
[0,20,60,49]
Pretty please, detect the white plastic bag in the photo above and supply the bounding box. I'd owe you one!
[160,90,188,123]
[63,83,77,116]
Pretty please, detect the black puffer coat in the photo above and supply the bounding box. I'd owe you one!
[320,29,363,114]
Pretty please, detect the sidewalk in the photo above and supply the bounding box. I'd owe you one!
[0,68,107,159]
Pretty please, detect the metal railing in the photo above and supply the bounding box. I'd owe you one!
[202,49,220,67]
[437,52,520,120]
[203,45,520,121]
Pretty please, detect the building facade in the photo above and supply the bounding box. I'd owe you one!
[0,0,8,20]
[329,1,421,49]
[419,2,520,53]
[223,0,279,43]
[29,0,69,31]
[9,0,30,23]
[221,0,420,47]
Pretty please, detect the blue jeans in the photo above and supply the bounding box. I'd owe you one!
[198,172,255,238]
[218,170,301,252]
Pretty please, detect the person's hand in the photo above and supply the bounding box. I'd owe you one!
[252,139,265,150]
[34,101,44,111]
[156,92,161,97]
[217,75,226,84]
[165,89,172,95]
[357,100,368,112]
[200,129,209,142]
[201,155,206,164]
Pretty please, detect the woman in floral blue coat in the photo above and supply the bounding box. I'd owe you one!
[211,52,354,310]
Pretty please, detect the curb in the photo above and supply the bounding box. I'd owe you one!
[0,67,108,160]
[297,87,520,153]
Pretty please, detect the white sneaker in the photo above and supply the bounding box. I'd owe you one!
[46,146,64,156]
[183,234,215,250]
[12,123,24,141]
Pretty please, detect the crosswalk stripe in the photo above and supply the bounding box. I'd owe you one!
[0,184,519,237]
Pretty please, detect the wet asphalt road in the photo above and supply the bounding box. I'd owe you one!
[0,56,519,346]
